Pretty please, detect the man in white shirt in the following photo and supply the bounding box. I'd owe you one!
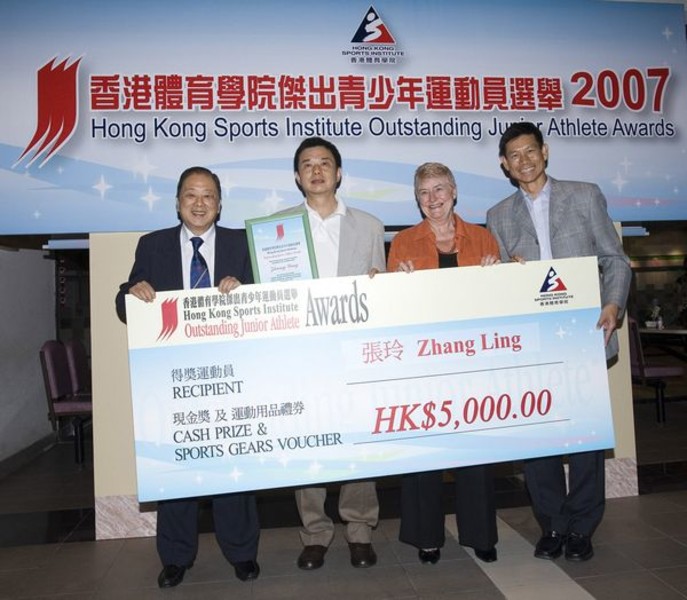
[274,137,386,570]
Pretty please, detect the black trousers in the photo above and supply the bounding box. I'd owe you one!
[156,492,260,567]
[523,449,605,536]
[399,465,497,551]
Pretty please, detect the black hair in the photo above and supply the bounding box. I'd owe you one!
[293,137,343,196]
[176,166,221,200]
[498,122,544,157]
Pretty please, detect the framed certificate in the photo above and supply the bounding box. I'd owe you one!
[245,212,319,283]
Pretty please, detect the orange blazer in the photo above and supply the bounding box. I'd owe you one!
[387,214,499,271]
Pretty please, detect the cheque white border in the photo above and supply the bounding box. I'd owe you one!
[124,257,613,501]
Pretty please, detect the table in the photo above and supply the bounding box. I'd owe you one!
[639,326,687,362]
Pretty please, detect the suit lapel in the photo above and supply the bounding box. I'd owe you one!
[513,191,537,239]
[213,227,224,283]
[337,211,355,276]
[548,178,568,240]
[167,226,184,290]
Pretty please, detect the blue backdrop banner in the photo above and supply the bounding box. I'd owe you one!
[2,0,686,234]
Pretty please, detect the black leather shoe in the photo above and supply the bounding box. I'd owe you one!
[349,542,377,568]
[474,547,498,563]
[157,564,189,588]
[565,532,594,561]
[418,548,441,564]
[297,545,327,570]
[232,559,260,581]
[534,531,565,560]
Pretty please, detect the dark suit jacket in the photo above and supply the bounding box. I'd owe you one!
[115,224,253,323]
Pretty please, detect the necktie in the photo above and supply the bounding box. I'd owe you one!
[190,237,211,289]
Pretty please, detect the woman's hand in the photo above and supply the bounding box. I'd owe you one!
[396,260,415,273]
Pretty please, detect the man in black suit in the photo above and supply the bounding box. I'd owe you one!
[116,166,260,588]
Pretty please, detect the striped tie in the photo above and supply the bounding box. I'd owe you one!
[190,237,211,289]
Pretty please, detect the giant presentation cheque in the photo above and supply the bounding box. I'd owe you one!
[126,256,614,502]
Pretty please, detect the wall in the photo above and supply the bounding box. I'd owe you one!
[90,232,156,539]
[0,247,55,463]
[611,221,637,461]
[607,321,637,497]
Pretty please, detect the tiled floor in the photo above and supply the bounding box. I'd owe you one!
[2,483,687,599]
[0,346,685,599]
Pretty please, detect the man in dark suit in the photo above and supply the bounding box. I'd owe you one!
[487,122,631,562]
[115,166,260,588]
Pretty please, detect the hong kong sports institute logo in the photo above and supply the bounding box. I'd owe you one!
[15,56,82,168]
[343,5,404,65]
[351,5,396,44]
[540,267,567,293]
[534,266,574,307]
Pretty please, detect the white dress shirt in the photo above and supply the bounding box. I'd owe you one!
[304,198,346,278]
[180,225,216,288]
[522,178,553,261]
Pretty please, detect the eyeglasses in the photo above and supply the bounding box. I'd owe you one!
[179,191,219,204]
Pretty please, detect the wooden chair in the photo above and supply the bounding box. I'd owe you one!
[39,340,92,464]
[628,317,684,423]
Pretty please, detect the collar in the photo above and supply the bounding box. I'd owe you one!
[181,224,216,244]
[304,197,347,220]
[521,176,551,203]
[411,213,468,242]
